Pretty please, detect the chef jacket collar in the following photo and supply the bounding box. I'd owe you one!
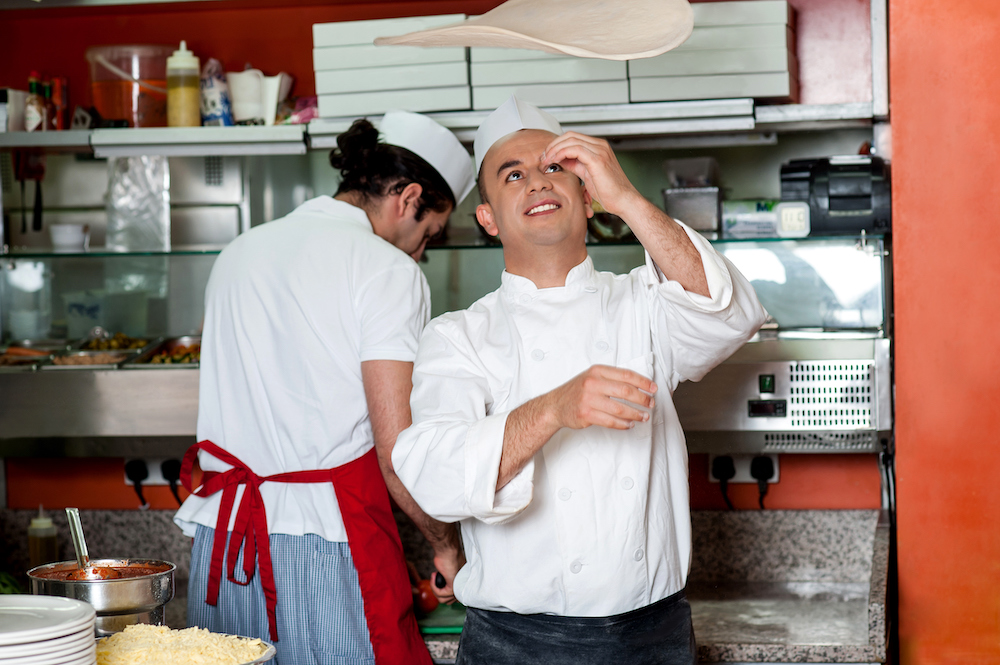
[298,196,375,233]
[501,255,595,296]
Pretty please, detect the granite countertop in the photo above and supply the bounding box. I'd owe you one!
[423,510,889,665]
[0,508,888,664]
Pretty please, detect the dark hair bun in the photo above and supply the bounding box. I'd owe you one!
[328,117,456,221]
[329,119,380,173]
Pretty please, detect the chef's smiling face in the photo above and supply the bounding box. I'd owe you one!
[476,129,593,252]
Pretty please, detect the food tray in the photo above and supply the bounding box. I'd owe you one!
[74,333,157,353]
[248,642,277,663]
[40,350,137,370]
[123,335,201,369]
[93,632,274,664]
[0,340,68,372]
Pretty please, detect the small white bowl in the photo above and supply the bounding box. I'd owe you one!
[50,224,90,253]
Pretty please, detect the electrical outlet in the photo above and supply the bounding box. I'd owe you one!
[709,454,779,484]
[124,458,170,486]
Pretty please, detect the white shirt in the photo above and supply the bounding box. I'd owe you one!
[175,196,431,542]
[392,223,767,616]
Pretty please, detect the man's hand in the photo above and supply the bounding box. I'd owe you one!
[541,132,643,218]
[544,131,711,297]
[432,546,466,604]
[545,364,657,431]
[497,365,657,490]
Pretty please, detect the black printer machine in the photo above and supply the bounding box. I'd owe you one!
[780,155,891,235]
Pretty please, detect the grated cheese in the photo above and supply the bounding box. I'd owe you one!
[96,624,269,665]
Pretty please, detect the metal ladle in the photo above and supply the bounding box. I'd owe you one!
[65,508,120,581]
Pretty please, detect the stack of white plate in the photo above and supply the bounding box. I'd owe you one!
[0,595,97,665]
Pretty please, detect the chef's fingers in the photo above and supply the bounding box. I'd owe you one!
[568,383,653,429]
[543,135,614,174]
[433,588,458,604]
[543,131,609,160]
[592,364,658,396]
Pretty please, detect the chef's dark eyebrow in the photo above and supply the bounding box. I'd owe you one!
[497,159,522,178]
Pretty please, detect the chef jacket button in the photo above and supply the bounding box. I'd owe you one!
[518,294,531,304]
[584,286,598,293]
[558,488,572,501]
[570,561,583,574]
[633,548,644,562]
[620,477,634,490]
[531,349,545,361]
[596,340,609,352]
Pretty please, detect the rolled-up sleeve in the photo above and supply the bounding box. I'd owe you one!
[642,220,769,384]
[392,318,534,525]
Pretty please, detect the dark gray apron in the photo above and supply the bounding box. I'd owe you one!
[455,589,697,665]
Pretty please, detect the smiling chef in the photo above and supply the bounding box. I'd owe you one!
[390,96,769,664]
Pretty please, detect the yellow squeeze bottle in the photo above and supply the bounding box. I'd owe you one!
[167,41,201,127]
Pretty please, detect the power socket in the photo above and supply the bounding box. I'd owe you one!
[124,458,170,486]
[709,454,779,484]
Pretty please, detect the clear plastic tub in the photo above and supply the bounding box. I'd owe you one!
[85,45,173,127]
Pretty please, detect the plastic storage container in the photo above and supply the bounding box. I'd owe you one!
[86,45,172,127]
[28,505,59,568]
[166,41,201,127]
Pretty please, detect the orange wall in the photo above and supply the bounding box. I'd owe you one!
[6,453,882,511]
[6,458,190,511]
[0,0,502,106]
[0,0,870,110]
[690,454,882,510]
[891,1,1000,662]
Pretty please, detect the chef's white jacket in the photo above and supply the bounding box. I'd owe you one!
[392,222,767,616]
[175,196,430,542]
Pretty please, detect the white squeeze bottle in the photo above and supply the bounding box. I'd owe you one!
[167,41,201,127]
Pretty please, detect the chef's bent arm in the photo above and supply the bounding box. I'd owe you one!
[392,322,535,526]
[362,360,463,555]
[623,196,712,298]
[640,225,769,383]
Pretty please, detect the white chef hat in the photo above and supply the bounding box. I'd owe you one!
[379,110,476,204]
[473,95,563,175]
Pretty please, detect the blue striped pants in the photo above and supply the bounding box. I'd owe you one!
[188,524,375,665]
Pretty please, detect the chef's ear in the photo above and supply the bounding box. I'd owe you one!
[581,185,595,220]
[396,182,424,219]
[476,202,500,237]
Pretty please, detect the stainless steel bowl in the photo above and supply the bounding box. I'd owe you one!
[28,558,175,636]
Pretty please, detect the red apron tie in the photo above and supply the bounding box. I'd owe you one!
[180,440,431,665]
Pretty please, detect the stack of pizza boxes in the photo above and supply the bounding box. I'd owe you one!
[469,48,630,111]
[312,15,471,118]
[628,0,798,104]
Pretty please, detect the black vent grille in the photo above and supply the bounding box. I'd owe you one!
[764,431,876,452]
[204,156,224,186]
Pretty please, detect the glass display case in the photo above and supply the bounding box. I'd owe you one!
[0,101,887,451]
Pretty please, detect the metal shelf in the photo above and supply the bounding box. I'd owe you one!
[90,125,307,157]
[0,101,874,155]
[0,126,308,156]
[755,102,875,131]
[309,98,759,147]
[0,130,92,151]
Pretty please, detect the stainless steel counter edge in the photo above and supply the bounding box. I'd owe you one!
[0,368,199,440]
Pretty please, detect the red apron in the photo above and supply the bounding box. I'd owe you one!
[180,440,431,665]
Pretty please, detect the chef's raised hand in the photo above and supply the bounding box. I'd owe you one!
[547,364,657,431]
[541,132,642,218]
